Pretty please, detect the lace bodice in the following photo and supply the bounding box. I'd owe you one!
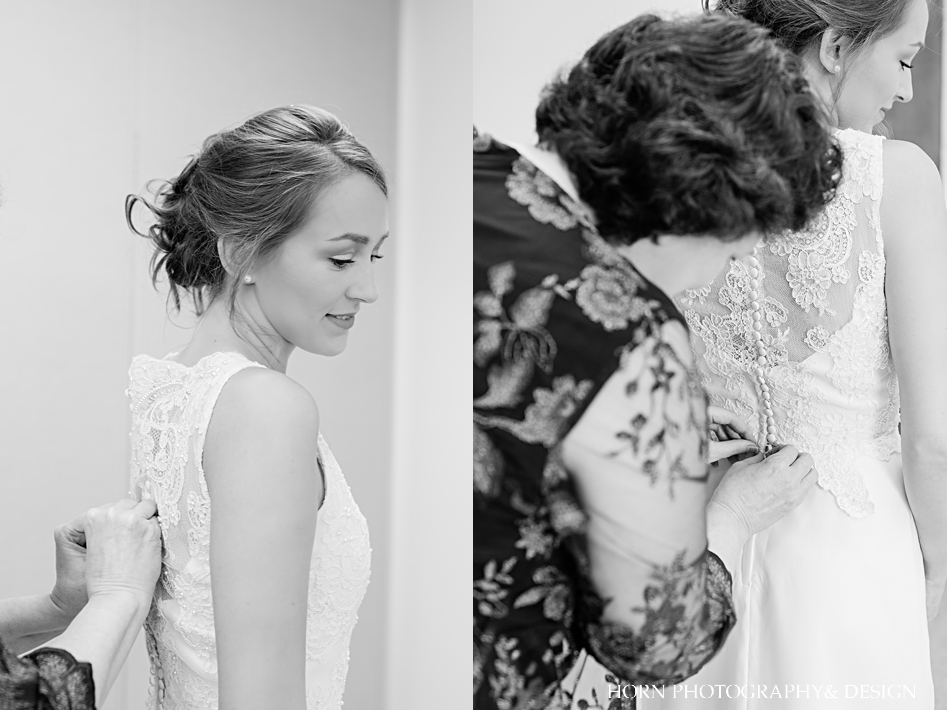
[127,351,371,709]
[680,129,898,518]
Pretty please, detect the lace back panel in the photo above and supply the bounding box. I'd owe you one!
[128,352,371,709]
[680,129,899,518]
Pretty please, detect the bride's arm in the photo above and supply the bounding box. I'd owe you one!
[204,368,323,710]
[881,139,947,617]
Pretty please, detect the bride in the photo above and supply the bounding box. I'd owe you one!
[646,0,943,706]
[125,105,387,710]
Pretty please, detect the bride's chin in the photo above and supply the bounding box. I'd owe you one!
[300,337,349,358]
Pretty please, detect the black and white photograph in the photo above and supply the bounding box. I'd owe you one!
[0,1,468,709]
[475,0,947,708]
[9,0,947,708]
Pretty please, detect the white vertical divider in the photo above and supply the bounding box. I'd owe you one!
[386,0,471,707]
[942,2,947,201]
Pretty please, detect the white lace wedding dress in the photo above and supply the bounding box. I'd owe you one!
[127,351,371,710]
[643,129,933,708]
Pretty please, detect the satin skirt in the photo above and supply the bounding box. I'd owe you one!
[632,451,933,709]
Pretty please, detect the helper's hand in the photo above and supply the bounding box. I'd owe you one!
[83,499,162,606]
[709,445,816,539]
[926,573,946,621]
[706,405,759,464]
[49,515,91,620]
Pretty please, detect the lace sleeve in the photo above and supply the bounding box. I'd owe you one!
[0,636,96,709]
[560,321,735,685]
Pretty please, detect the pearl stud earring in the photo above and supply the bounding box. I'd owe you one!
[833,65,840,73]
[243,274,253,284]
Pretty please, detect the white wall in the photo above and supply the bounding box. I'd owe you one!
[0,1,464,708]
[386,0,470,706]
[474,0,702,146]
[0,4,142,704]
[935,7,947,702]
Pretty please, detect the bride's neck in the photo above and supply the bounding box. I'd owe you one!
[175,297,293,372]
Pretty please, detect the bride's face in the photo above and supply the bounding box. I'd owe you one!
[251,173,389,356]
[834,0,928,132]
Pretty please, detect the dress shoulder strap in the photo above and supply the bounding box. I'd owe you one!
[188,352,267,448]
[835,129,884,206]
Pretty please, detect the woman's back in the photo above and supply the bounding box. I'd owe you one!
[682,128,898,518]
[645,129,935,708]
[128,351,372,710]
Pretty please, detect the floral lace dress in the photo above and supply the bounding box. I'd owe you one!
[474,131,736,710]
[642,129,933,708]
[127,352,371,710]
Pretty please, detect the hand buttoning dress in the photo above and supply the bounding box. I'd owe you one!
[128,351,371,710]
[643,129,933,708]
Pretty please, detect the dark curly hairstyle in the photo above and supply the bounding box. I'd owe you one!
[127,105,387,315]
[535,13,842,244]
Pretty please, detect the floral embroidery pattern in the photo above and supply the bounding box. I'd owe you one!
[786,249,836,315]
[489,636,529,710]
[804,325,830,352]
[477,375,595,447]
[575,264,648,332]
[507,157,587,231]
[505,156,663,334]
[473,126,493,153]
[680,128,898,518]
[581,552,734,686]
[475,142,735,710]
[609,336,710,495]
[515,566,573,622]
[680,284,712,307]
[474,261,557,372]
[770,199,854,317]
[475,557,518,619]
[474,423,504,498]
[474,261,559,412]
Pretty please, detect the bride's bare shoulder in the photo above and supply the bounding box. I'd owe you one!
[882,139,940,193]
[216,367,318,422]
[204,367,320,479]
[881,139,945,250]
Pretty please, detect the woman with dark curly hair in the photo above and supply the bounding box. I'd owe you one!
[474,12,839,709]
[642,0,940,706]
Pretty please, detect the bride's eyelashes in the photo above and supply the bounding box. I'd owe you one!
[329,253,356,269]
[330,257,355,269]
[329,253,385,269]
[900,61,914,70]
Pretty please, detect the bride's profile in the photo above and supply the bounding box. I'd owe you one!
[125,104,387,710]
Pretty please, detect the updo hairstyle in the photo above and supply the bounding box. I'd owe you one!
[535,13,842,245]
[708,0,915,58]
[127,105,387,314]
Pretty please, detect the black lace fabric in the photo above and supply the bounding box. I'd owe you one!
[0,636,95,710]
[474,134,735,710]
